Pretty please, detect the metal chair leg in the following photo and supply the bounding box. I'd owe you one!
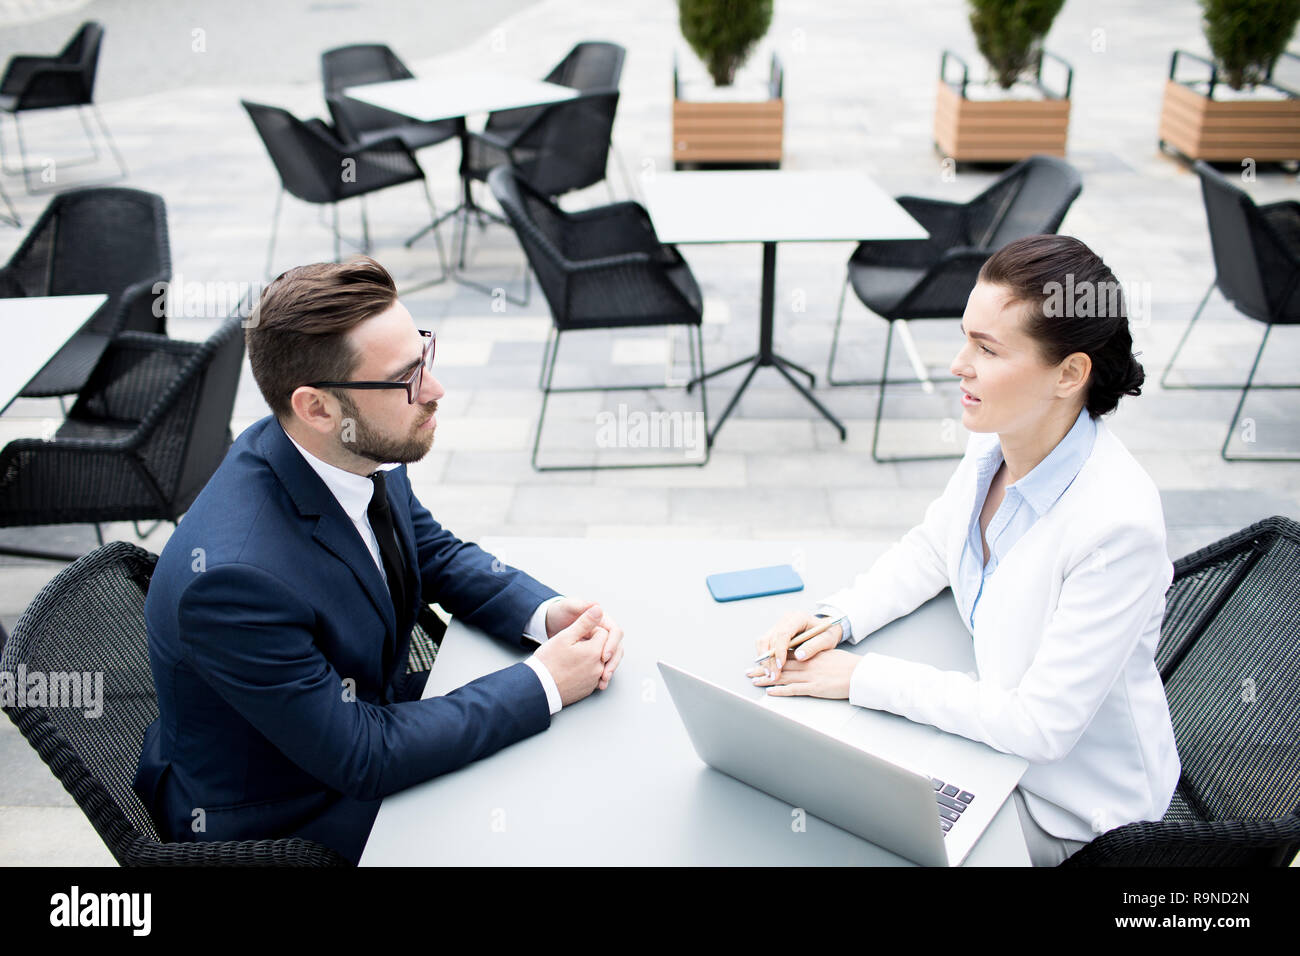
[538,326,556,389]
[532,324,713,471]
[1221,325,1300,461]
[5,105,126,193]
[89,105,128,181]
[264,189,284,279]
[827,276,933,390]
[360,195,371,255]
[0,179,16,227]
[870,321,963,464]
[1160,281,1228,390]
[531,329,562,471]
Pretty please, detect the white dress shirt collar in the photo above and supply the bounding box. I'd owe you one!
[280,421,399,524]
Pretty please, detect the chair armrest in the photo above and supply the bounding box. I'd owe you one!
[0,55,59,97]
[0,266,26,298]
[563,202,678,262]
[116,275,170,335]
[1062,810,1300,867]
[564,253,700,326]
[2,62,87,110]
[1259,200,1300,265]
[69,332,198,426]
[888,246,991,319]
[895,195,969,245]
[465,127,517,152]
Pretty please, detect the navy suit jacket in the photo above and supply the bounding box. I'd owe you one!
[132,416,557,863]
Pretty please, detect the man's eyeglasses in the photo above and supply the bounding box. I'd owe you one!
[306,330,436,405]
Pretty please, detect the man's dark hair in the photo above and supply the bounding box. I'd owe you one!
[246,256,398,419]
[979,235,1144,418]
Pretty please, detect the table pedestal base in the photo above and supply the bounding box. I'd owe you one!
[689,241,847,445]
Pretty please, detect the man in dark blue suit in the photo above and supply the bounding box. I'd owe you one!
[133,257,623,864]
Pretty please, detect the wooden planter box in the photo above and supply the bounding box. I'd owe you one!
[1157,50,1300,162]
[933,49,1071,162]
[672,52,783,168]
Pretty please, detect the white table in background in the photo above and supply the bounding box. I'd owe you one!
[0,294,108,412]
[343,74,580,288]
[359,537,1029,866]
[342,74,577,124]
[641,170,929,444]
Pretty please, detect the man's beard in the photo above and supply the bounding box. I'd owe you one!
[336,392,438,465]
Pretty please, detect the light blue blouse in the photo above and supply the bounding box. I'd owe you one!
[825,406,1097,641]
[956,407,1096,630]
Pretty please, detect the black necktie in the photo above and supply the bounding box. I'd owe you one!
[367,471,407,627]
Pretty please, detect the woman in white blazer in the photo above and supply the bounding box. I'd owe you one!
[749,235,1179,866]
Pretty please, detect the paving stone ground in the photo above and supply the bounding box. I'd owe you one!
[1,0,1297,865]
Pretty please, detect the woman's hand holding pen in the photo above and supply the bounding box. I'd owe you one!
[747,611,843,679]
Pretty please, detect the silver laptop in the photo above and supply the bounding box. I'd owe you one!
[658,660,1027,866]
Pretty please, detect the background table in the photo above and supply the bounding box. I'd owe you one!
[641,171,929,444]
[0,294,108,413]
[343,74,577,124]
[344,73,580,289]
[360,537,1029,866]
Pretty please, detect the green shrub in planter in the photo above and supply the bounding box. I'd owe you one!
[679,0,773,87]
[1201,0,1300,90]
[968,0,1066,89]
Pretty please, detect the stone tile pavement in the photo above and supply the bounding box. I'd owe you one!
[1,0,1297,865]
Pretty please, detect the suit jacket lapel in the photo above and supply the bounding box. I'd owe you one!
[259,421,397,638]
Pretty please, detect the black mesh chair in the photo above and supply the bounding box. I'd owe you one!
[0,541,351,865]
[447,42,625,303]
[321,44,460,154]
[1063,516,1300,867]
[459,90,621,305]
[242,100,447,280]
[0,21,127,194]
[1159,161,1300,462]
[483,41,625,145]
[0,315,244,561]
[488,165,709,471]
[1,188,170,401]
[826,155,1082,462]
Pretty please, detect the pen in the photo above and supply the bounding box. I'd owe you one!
[753,614,847,665]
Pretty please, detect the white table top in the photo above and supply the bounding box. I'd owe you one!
[0,294,107,412]
[342,73,578,124]
[360,537,1029,866]
[641,170,931,245]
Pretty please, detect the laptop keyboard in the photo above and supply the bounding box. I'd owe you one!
[930,778,975,837]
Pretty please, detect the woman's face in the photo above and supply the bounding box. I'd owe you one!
[950,281,1078,437]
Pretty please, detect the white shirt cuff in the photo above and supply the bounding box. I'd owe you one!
[524,596,562,644]
[522,596,564,716]
[523,655,563,716]
[814,604,853,644]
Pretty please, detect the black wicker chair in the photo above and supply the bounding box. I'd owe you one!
[1159,161,1300,462]
[447,42,624,302]
[0,21,127,194]
[826,155,1082,463]
[488,165,709,471]
[321,43,460,154]
[0,541,351,865]
[482,41,625,146]
[0,315,244,561]
[1063,516,1300,867]
[242,100,447,280]
[2,188,170,401]
[458,90,621,305]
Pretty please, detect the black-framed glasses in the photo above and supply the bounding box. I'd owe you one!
[306,330,436,405]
